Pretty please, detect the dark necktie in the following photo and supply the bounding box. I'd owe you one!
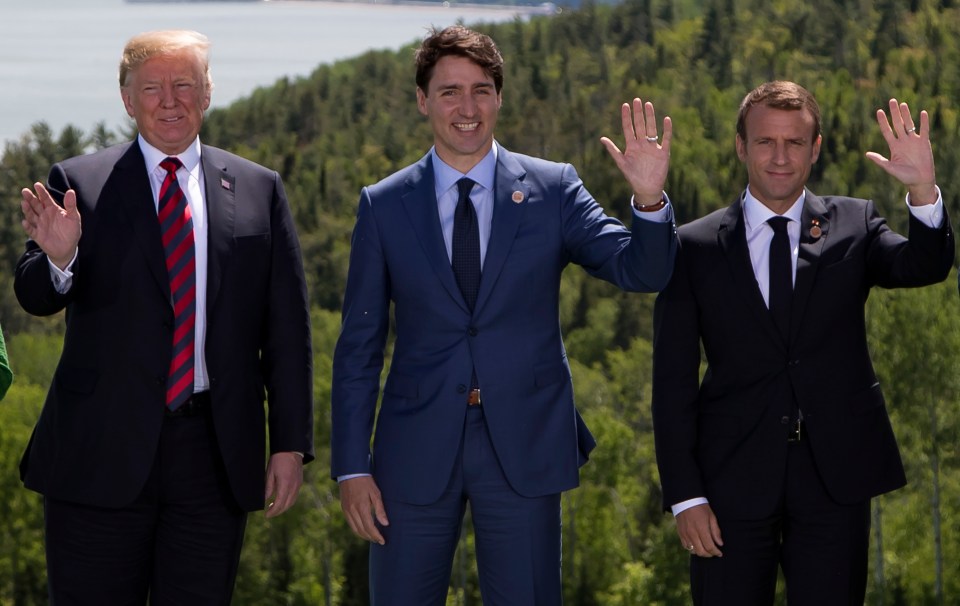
[158,157,196,410]
[452,178,481,310]
[767,216,792,340]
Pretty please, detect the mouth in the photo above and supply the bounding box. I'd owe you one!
[454,122,479,132]
[160,116,183,124]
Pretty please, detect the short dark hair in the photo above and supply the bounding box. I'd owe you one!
[736,81,821,141]
[414,25,504,93]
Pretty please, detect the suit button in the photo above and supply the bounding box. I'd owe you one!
[468,327,478,337]
[789,359,800,367]
[456,384,467,394]
[781,416,790,424]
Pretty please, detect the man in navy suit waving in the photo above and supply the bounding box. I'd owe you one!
[332,25,677,605]
[17,30,313,604]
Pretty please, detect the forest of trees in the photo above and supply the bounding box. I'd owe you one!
[1,0,960,603]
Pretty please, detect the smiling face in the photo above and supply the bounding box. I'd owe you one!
[416,55,501,173]
[736,105,822,214]
[121,49,211,155]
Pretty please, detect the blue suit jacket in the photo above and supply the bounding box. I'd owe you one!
[331,145,677,505]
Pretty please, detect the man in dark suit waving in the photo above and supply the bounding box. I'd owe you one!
[16,30,313,604]
[652,81,954,604]
[332,25,677,605]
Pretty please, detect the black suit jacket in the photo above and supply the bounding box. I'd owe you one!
[652,190,954,520]
[15,141,314,512]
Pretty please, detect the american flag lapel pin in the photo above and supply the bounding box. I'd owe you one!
[220,176,234,192]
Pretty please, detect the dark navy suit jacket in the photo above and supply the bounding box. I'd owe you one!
[15,141,314,512]
[652,191,954,520]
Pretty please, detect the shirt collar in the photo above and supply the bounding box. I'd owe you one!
[742,186,805,234]
[138,135,202,174]
[431,141,498,196]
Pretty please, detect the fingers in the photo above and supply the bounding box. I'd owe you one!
[676,504,723,558]
[340,477,388,545]
[877,99,927,140]
[264,453,303,518]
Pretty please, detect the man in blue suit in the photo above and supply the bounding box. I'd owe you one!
[331,25,677,605]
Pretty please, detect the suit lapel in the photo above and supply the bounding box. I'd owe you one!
[474,148,527,315]
[791,191,829,341]
[201,146,236,313]
[401,154,469,312]
[115,143,169,300]
[717,196,785,350]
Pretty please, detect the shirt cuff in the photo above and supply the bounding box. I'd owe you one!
[671,497,709,517]
[905,185,944,229]
[48,249,78,294]
[337,473,372,483]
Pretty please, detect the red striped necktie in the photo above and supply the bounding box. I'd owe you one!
[158,157,196,410]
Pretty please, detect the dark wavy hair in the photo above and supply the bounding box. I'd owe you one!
[414,25,504,93]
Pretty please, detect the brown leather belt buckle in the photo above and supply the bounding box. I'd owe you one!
[787,419,802,442]
[467,388,482,406]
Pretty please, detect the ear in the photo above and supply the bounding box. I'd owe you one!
[810,134,822,164]
[416,88,428,117]
[735,134,747,162]
[202,85,212,111]
[496,90,502,109]
[120,87,136,118]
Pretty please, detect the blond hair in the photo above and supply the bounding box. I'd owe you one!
[119,30,212,90]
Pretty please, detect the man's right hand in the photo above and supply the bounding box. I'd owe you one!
[676,503,724,558]
[21,182,81,270]
[339,476,389,545]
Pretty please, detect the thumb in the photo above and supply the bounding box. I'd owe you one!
[264,468,276,500]
[709,513,723,547]
[373,494,389,527]
[63,189,80,216]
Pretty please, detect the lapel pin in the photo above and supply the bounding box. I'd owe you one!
[220,176,234,192]
[809,218,822,239]
[512,190,524,204]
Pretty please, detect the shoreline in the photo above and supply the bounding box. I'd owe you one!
[125,0,560,15]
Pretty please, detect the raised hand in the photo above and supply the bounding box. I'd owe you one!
[21,182,81,269]
[865,98,937,205]
[600,98,673,206]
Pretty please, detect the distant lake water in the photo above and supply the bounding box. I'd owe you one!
[0,0,545,146]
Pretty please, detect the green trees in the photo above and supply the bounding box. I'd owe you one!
[3,0,960,602]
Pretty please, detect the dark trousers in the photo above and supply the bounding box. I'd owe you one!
[691,437,870,606]
[369,406,562,606]
[44,408,247,605]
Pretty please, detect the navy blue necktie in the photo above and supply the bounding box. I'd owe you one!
[767,216,792,340]
[452,178,481,310]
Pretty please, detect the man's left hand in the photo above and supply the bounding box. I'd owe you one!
[600,98,673,206]
[866,98,937,205]
[264,451,304,518]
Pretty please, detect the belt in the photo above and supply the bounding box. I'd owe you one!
[467,388,482,406]
[165,391,211,417]
[787,418,802,442]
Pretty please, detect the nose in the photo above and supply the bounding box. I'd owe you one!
[459,93,478,116]
[772,141,788,164]
[159,84,177,108]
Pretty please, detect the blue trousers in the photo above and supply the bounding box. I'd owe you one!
[370,406,562,605]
